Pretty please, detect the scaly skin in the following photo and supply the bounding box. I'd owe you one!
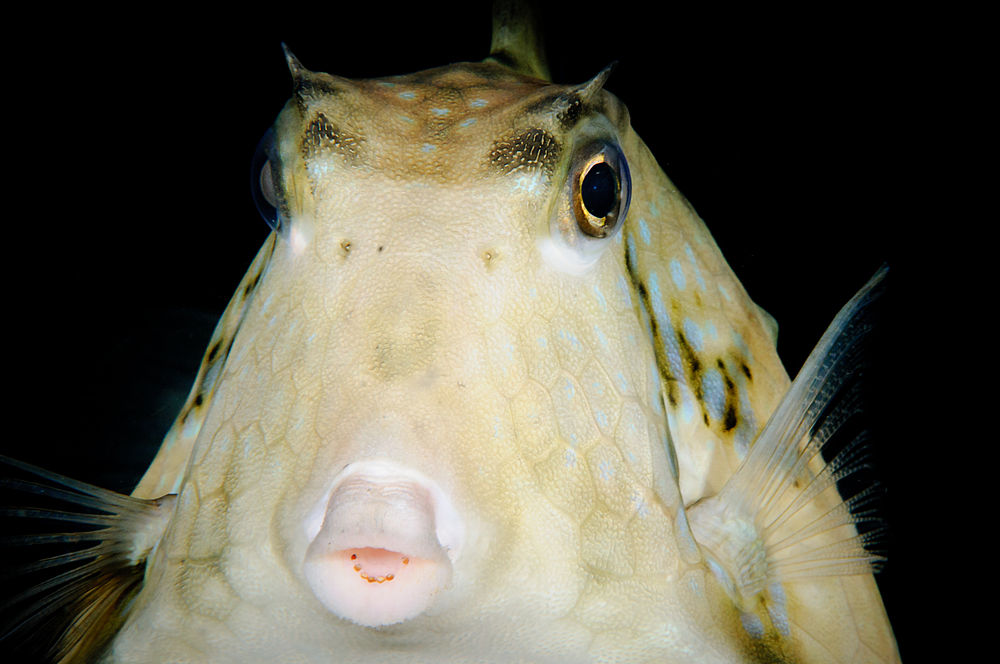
[110,52,897,663]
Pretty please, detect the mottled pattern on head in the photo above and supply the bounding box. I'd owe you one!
[51,7,895,663]
[283,48,623,186]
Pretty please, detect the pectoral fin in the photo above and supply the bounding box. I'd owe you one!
[1,457,176,663]
[687,267,888,633]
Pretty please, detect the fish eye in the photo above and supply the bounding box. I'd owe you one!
[251,128,285,232]
[573,145,631,238]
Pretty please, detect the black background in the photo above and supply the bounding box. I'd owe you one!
[4,3,918,658]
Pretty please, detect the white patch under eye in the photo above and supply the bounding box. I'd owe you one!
[290,226,309,255]
[538,238,602,275]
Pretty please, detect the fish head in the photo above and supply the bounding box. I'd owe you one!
[206,52,692,636]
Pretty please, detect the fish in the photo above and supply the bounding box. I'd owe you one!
[0,2,904,661]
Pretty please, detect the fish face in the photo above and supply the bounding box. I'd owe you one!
[116,60,714,660]
[2,7,901,664]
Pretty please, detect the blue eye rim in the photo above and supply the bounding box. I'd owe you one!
[251,127,287,233]
[572,141,631,238]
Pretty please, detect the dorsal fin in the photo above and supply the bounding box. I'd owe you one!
[486,0,550,81]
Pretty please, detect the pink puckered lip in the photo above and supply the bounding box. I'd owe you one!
[302,460,464,627]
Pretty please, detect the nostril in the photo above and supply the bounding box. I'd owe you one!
[302,461,463,627]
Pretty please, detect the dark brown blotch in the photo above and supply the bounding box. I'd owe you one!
[294,75,344,103]
[623,248,681,406]
[557,94,584,127]
[488,127,561,176]
[301,112,362,162]
[717,358,740,433]
[207,340,222,364]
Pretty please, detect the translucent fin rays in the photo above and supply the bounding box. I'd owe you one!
[687,268,889,628]
[0,456,176,663]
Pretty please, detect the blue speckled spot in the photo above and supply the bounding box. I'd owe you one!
[616,372,629,392]
[377,81,396,88]
[741,612,765,639]
[617,275,632,306]
[592,284,608,311]
[593,324,609,348]
[398,114,414,124]
[646,272,687,386]
[680,391,695,422]
[430,107,450,116]
[638,217,651,244]
[563,378,575,400]
[598,459,614,480]
[460,117,477,127]
[398,91,416,100]
[421,143,436,153]
[564,447,577,467]
[684,244,707,291]
[707,322,718,340]
[594,410,609,430]
[537,335,547,348]
[683,317,703,351]
[469,98,488,107]
[632,492,650,518]
[647,272,669,326]
[626,233,638,271]
[718,283,732,302]
[701,370,725,422]
[558,329,582,351]
[649,361,664,415]
[670,259,686,290]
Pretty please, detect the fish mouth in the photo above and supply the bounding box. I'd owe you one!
[302,461,463,627]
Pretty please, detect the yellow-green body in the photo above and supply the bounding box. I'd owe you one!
[87,22,899,664]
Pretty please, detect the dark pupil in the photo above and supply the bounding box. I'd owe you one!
[581,162,619,218]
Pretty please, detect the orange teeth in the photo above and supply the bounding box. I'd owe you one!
[348,549,408,584]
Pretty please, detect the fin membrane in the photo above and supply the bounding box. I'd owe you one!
[687,268,889,629]
[0,457,175,663]
[486,0,550,80]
